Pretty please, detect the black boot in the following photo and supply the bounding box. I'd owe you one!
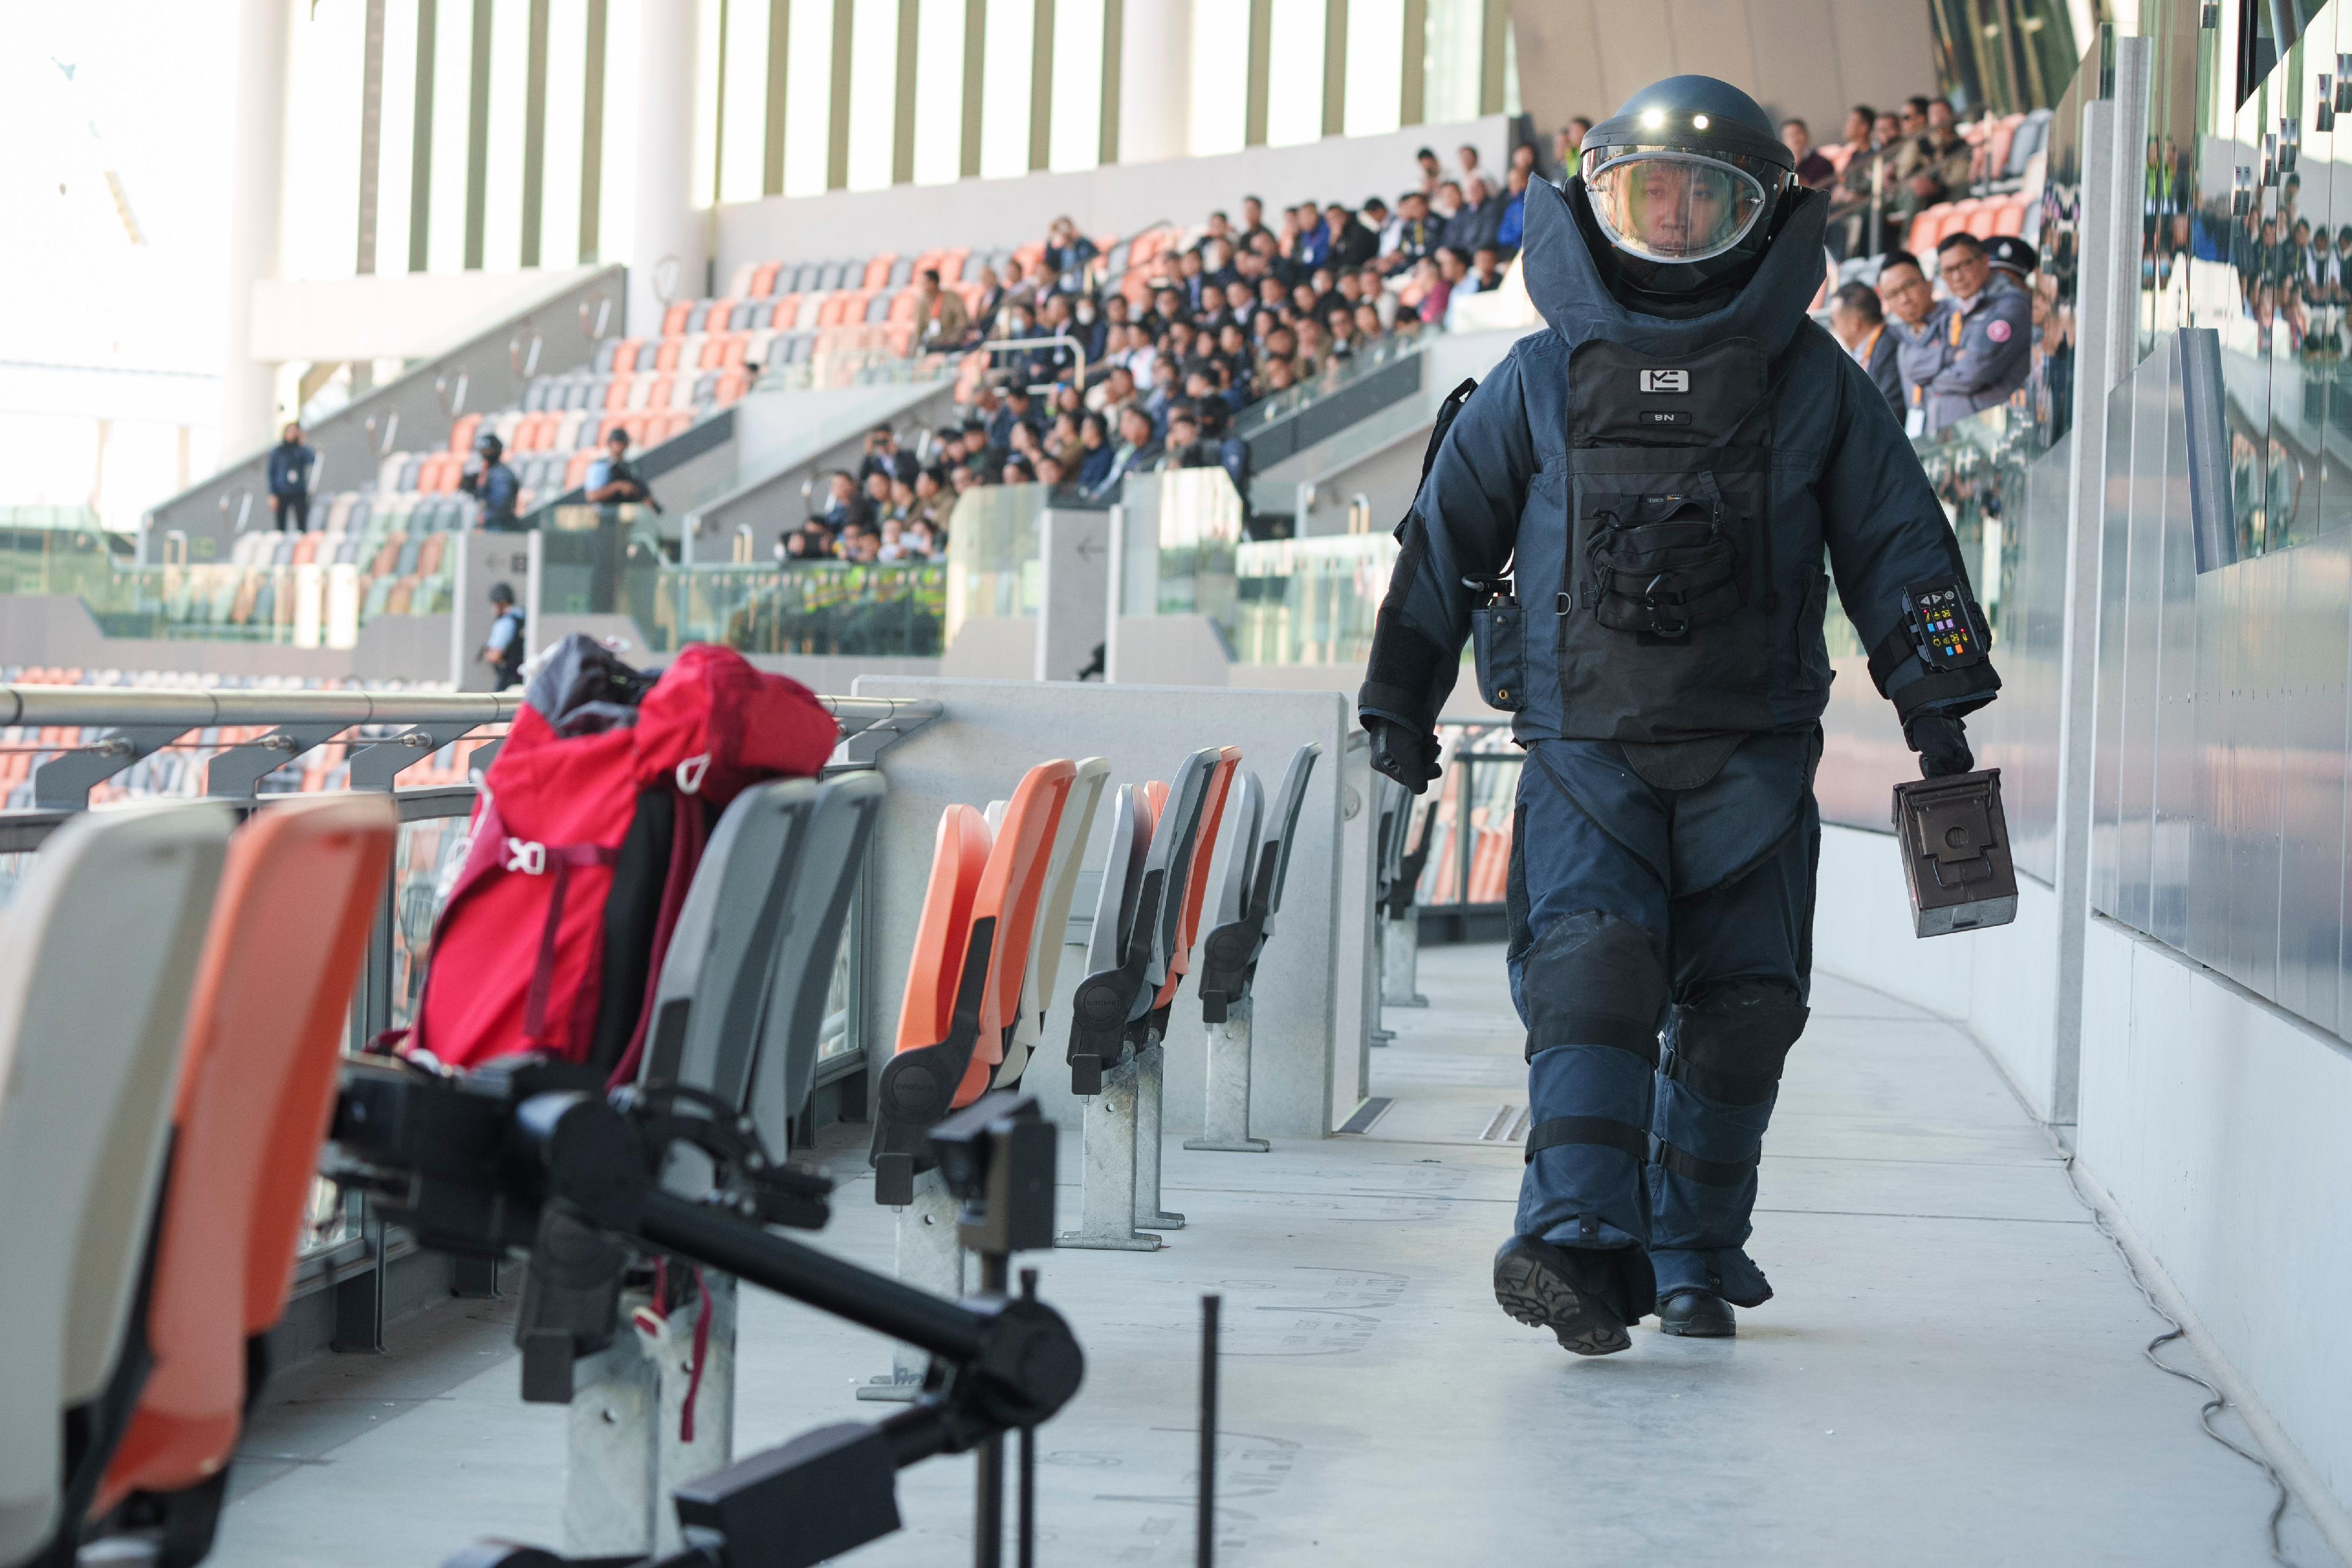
[1492,1237,1634,1356]
[1657,1289,1736,1338]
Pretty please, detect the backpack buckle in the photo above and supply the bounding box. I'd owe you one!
[505,837,547,875]
[1642,573,1690,638]
[676,753,710,794]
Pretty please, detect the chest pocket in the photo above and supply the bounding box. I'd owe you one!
[1552,337,1780,741]
[1584,476,1740,638]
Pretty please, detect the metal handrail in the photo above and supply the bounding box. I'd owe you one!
[0,685,935,738]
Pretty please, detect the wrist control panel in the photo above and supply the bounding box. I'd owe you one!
[1900,579,1989,670]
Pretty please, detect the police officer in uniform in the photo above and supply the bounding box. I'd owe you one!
[1359,76,2001,1355]
[1916,231,2032,434]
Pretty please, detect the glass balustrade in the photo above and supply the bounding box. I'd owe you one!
[1234,533,1398,665]
[650,560,946,656]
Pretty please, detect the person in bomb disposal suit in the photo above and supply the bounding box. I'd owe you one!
[1359,76,2001,1353]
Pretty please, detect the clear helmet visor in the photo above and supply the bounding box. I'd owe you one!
[1581,149,1775,264]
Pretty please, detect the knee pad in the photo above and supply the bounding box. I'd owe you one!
[1519,909,1666,1064]
[1666,979,1809,1105]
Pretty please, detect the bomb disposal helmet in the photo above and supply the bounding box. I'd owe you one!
[1579,75,1795,293]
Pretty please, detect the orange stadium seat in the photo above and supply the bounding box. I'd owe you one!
[84,798,396,1542]
[750,260,781,296]
[861,254,897,290]
[660,301,693,337]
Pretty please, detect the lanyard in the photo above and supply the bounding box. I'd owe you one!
[1856,326,1883,366]
[1948,305,1966,348]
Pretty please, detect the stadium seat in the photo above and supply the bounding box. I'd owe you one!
[994,758,1111,1089]
[870,758,1075,1202]
[0,803,232,1565]
[83,797,396,1554]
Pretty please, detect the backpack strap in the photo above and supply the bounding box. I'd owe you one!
[519,839,623,1044]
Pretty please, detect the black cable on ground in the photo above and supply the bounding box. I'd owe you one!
[2060,1153,2305,1568]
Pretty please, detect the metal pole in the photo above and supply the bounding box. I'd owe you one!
[1018,1268,1040,1568]
[975,1250,1009,1568]
[1197,1293,1221,1568]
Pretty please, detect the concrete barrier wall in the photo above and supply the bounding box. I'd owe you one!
[850,677,1373,1139]
[1812,821,2352,1547]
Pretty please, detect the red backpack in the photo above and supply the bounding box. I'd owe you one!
[403,638,837,1083]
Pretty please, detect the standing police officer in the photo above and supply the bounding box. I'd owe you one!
[1359,76,2000,1355]
[1916,231,2033,434]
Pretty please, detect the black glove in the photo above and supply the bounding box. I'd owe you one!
[1903,713,1975,778]
[1366,718,1441,796]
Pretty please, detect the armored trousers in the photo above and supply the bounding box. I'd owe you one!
[1506,733,1818,1308]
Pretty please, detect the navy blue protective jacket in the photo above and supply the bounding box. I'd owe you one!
[1360,179,1998,746]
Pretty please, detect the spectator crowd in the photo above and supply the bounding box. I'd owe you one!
[786,139,1548,563]
[784,89,2054,564]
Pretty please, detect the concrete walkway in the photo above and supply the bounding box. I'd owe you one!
[217,943,2328,1566]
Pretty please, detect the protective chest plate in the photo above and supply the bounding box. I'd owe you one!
[1547,336,1780,743]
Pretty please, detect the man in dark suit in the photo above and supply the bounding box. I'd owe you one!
[1829,282,1905,417]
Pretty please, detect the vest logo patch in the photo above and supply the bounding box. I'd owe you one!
[1641,410,1692,426]
[1638,369,1690,393]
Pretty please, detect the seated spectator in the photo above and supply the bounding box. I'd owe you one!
[1037,454,1071,489]
[1459,246,1508,297]
[905,516,938,557]
[1494,169,1529,256]
[969,264,1006,335]
[781,519,834,560]
[1326,307,1361,361]
[1781,119,1835,189]
[1415,146,1444,193]
[1551,117,1594,183]
[1047,409,1084,468]
[1294,202,1331,269]
[1089,363,1138,419]
[1429,179,1464,235]
[886,476,917,523]
[1829,281,1904,416]
[1142,357,1183,420]
[861,425,916,484]
[1832,105,1875,173]
[913,467,953,532]
[1353,300,1385,345]
[1002,456,1037,484]
[1075,412,1115,489]
[815,470,870,533]
[1456,142,1482,182]
[1001,255,1040,311]
[1444,175,1502,255]
[1044,215,1098,291]
[863,469,895,520]
[1326,202,1377,269]
[913,269,971,352]
[1920,230,2032,433]
[1260,356,1298,398]
[950,463,981,494]
[837,521,881,563]
[989,384,1040,452]
[1416,252,1458,325]
[877,518,910,560]
[1294,319,1328,380]
[1902,100,1972,218]
[1087,406,1164,499]
[1874,249,1939,422]
[1362,195,1396,254]
[1160,412,1212,470]
[1237,194,1272,251]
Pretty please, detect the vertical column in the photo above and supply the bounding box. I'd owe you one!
[522,0,552,266]
[1244,0,1271,146]
[961,0,987,178]
[893,0,920,183]
[410,0,440,270]
[464,0,495,268]
[828,0,854,189]
[1098,0,1122,163]
[358,0,387,276]
[580,0,607,261]
[1478,0,1506,116]
[1399,0,1426,126]
[1029,0,1055,170]
[223,0,292,457]
[1115,0,1190,163]
[2049,37,2149,1130]
[1321,0,1347,138]
[763,0,789,194]
[631,0,706,336]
